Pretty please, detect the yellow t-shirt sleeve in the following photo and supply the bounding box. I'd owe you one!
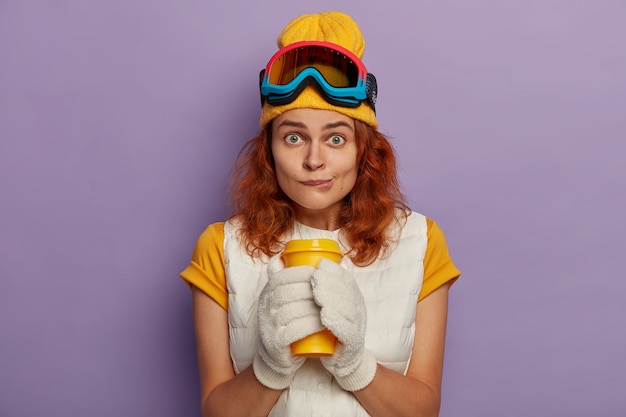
[418,218,461,301]
[179,222,228,310]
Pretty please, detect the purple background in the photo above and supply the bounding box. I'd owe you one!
[1,0,624,416]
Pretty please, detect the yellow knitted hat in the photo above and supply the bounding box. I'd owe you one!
[260,11,377,129]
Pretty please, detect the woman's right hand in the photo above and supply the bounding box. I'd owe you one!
[253,256,324,390]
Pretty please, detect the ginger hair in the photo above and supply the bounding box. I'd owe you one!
[229,120,409,266]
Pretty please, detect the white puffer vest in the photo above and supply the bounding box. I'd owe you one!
[224,211,427,417]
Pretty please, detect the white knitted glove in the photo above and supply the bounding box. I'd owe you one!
[253,256,324,390]
[311,258,377,391]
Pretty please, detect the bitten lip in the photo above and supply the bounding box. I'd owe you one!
[301,179,332,186]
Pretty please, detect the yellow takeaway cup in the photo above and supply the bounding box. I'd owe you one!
[281,238,343,357]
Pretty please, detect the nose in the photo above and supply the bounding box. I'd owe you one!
[304,142,324,170]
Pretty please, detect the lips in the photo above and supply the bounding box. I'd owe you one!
[302,179,332,187]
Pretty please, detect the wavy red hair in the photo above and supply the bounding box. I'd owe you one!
[230,120,409,266]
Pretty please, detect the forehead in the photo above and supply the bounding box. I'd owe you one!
[272,108,355,130]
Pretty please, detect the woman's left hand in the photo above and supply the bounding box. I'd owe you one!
[311,258,377,392]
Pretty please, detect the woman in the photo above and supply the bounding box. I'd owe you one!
[180,11,461,417]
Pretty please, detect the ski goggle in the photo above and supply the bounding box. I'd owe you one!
[259,41,377,111]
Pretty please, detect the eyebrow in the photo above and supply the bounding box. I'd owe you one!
[323,121,354,131]
[277,120,306,129]
[277,119,354,131]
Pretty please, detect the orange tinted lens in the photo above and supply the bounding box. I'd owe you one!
[268,46,358,87]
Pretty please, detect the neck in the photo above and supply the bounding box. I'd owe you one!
[294,206,342,231]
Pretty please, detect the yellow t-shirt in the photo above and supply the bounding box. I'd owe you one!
[180,218,460,310]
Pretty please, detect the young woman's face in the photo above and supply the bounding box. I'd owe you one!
[271,108,358,227]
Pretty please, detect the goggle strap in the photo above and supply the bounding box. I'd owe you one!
[365,73,377,110]
[259,69,266,106]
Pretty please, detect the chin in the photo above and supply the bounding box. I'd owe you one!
[294,200,344,213]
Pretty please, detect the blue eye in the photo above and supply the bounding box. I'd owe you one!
[286,134,302,144]
[329,135,345,145]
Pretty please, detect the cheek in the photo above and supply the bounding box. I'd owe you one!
[272,156,297,190]
[271,150,287,171]
[338,156,359,178]
[334,162,358,192]
[344,171,358,191]
[274,155,295,178]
